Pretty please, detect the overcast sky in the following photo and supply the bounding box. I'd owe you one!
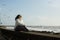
[0,0,60,26]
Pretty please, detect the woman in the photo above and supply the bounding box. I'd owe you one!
[14,14,28,31]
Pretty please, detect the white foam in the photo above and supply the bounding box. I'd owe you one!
[5,27,60,33]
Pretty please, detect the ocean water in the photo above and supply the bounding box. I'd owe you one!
[6,26,60,33]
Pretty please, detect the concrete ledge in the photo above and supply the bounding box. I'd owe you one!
[0,28,60,40]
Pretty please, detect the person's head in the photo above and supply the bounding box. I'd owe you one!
[15,14,22,20]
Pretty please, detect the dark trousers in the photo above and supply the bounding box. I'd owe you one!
[11,25,29,40]
[14,25,29,32]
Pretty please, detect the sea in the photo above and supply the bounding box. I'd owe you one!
[6,26,60,33]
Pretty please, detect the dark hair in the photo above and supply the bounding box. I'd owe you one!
[15,15,22,20]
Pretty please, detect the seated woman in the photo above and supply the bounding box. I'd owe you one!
[14,14,28,32]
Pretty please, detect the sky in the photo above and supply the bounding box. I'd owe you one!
[0,0,60,26]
